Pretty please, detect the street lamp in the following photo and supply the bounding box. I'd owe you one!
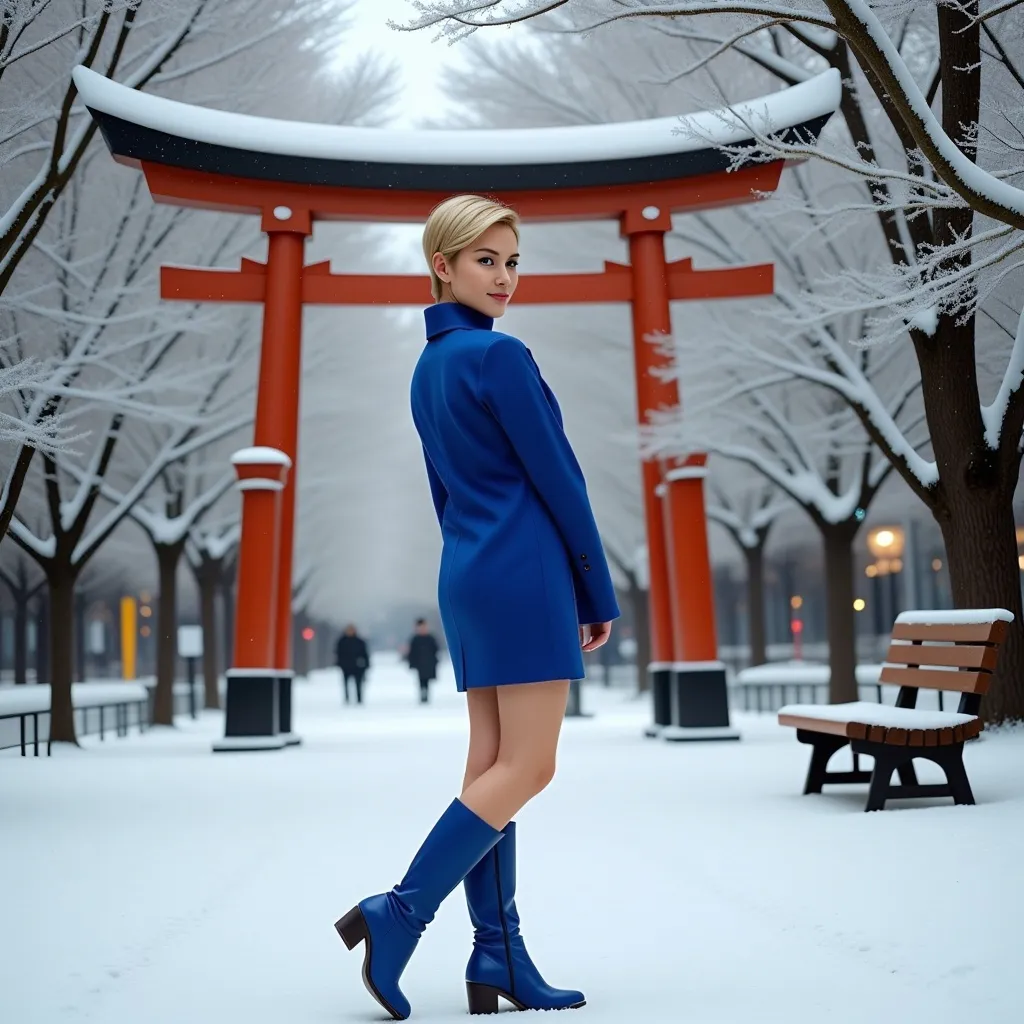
[866,525,906,633]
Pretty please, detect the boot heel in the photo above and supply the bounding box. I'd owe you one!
[335,906,368,950]
[467,982,501,1014]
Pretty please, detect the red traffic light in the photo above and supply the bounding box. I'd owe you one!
[301,627,315,641]
[790,619,803,635]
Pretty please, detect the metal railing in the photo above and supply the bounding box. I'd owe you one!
[1,686,151,757]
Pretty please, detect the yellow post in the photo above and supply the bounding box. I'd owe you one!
[120,597,137,680]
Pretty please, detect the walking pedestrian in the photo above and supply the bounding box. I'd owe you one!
[335,624,370,705]
[335,194,619,1019]
[406,617,440,704]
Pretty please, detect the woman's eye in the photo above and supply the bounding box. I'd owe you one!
[508,260,518,269]
[479,257,493,266]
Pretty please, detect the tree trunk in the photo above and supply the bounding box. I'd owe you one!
[197,563,221,710]
[292,608,306,679]
[74,590,87,683]
[46,569,77,744]
[152,540,185,727]
[220,571,235,673]
[14,592,28,685]
[36,590,50,686]
[822,525,859,704]
[937,491,1024,723]
[632,583,651,693]
[743,543,768,667]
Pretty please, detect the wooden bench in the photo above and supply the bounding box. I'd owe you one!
[777,610,1012,811]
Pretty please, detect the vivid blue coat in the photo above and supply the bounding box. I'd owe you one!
[410,302,620,691]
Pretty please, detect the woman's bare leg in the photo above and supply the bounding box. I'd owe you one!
[463,687,500,794]
[459,679,569,829]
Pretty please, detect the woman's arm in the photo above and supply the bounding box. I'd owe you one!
[421,445,448,528]
[479,336,620,625]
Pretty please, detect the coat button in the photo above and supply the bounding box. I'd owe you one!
[581,554,588,560]
[584,564,591,571]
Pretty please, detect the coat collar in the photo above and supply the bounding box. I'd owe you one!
[424,302,494,340]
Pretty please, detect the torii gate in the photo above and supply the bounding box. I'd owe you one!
[74,65,840,751]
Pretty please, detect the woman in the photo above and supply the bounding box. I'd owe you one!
[336,195,620,1020]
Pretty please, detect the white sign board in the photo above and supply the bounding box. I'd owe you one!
[177,625,204,659]
[88,620,106,655]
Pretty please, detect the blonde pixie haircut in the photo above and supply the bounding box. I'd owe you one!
[422,194,520,302]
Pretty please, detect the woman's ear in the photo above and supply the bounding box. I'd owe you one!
[432,251,451,282]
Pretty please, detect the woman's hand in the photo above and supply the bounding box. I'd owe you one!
[579,621,613,652]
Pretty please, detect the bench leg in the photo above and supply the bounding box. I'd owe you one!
[937,745,975,806]
[896,760,919,786]
[801,733,850,795]
[865,752,899,812]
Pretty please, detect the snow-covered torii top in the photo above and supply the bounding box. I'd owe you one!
[72,65,841,193]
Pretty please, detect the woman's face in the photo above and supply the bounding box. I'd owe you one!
[433,222,519,318]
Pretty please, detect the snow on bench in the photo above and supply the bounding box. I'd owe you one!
[736,662,883,686]
[0,683,149,717]
[894,608,1014,625]
[777,701,976,732]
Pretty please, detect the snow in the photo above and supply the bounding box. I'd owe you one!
[982,307,1024,451]
[738,661,883,685]
[72,64,841,166]
[0,682,149,717]
[2,655,1023,1022]
[231,446,292,466]
[895,608,1014,626]
[909,305,938,337]
[778,700,977,731]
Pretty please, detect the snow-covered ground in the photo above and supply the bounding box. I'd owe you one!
[2,652,1021,1022]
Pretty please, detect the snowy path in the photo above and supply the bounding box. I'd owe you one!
[2,654,1021,1022]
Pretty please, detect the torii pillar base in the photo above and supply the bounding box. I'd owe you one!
[278,670,301,746]
[213,448,291,754]
[662,464,740,742]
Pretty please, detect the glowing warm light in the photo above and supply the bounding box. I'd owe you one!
[891,558,903,573]
[790,595,803,610]
[139,606,152,618]
[853,599,866,612]
[140,625,151,638]
[867,525,905,559]
[932,558,943,571]
[865,564,878,578]
[1018,555,1024,571]
[791,619,803,634]
[302,627,315,641]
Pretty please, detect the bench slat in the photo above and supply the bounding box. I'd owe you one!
[884,727,908,746]
[879,665,990,694]
[891,620,1008,644]
[884,642,998,672]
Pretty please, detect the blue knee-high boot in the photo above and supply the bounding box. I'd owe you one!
[463,821,585,1014]
[336,799,502,1020]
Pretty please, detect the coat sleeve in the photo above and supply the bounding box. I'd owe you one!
[421,446,448,528]
[479,336,620,625]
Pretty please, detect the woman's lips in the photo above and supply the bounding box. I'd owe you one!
[488,293,510,302]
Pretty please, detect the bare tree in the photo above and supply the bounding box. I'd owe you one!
[0,0,359,540]
[186,520,239,709]
[705,479,790,667]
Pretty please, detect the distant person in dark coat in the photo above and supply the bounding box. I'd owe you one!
[335,624,370,704]
[406,618,440,703]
